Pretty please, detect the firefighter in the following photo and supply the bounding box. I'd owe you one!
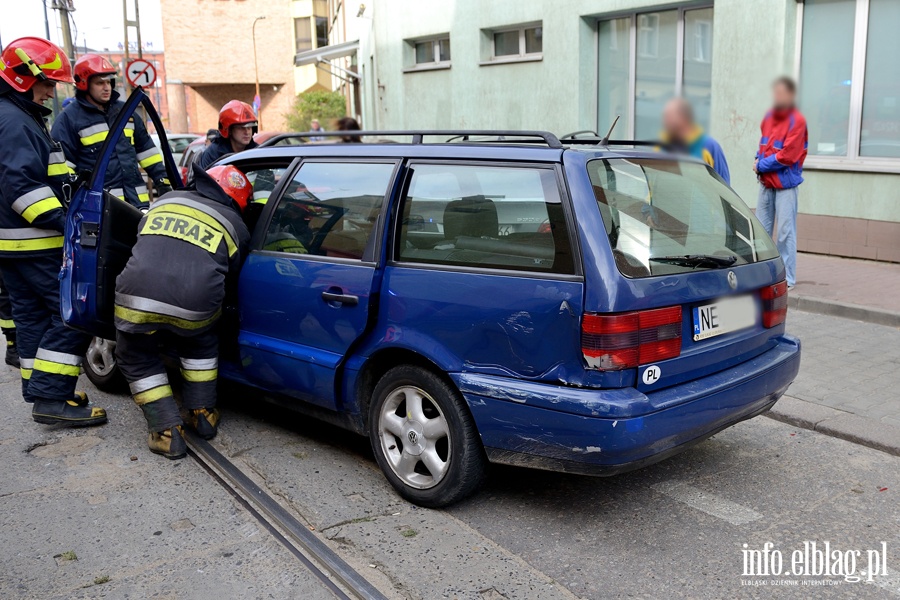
[0,37,107,426]
[196,100,258,171]
[51,54,171,209]
[114,165,251,459]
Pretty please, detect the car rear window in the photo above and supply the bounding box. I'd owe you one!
[587,158,780,278]
[397,164,574,274]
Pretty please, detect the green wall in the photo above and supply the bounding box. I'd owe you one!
[367,0,900,223]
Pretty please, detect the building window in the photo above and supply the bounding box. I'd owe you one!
[316,15,329,48]
[487,23,543,63]
[597,7,713,141]
[405,35,451,72]
[415,37,450,65]
[295,18,312,53]
[799,0,900,168]
[637,14,659,58]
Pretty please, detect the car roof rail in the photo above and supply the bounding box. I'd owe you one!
[559,135,670,150]
[257,130,564,149]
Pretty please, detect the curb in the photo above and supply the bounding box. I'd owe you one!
[789,294,900,328]
[765,395,900,457]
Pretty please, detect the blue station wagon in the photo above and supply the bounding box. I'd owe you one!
[62,91,800,507]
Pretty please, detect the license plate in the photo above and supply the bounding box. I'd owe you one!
[692,295,756,341]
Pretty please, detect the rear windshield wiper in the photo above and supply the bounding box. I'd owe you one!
[649,254,738,269]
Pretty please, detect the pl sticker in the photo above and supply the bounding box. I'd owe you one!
[642,365,661,385]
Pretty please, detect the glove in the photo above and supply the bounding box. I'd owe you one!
[155,178,173,196]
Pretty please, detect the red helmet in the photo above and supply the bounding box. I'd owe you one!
[218,100,257,138]
[73,54,116,91]
[206,165,251,212]
[0,37,73,93]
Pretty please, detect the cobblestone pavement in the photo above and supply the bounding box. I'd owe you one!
[786,310,900,428]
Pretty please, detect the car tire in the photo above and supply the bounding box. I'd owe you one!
[83,337,128,393]
[368,365,487,508]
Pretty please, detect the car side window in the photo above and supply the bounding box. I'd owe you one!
[264,162,395,259]
[397,164,574,274]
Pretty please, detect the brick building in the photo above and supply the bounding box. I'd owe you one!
[161,0,290,133]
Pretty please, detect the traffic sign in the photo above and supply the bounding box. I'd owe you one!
[125,59,157,88]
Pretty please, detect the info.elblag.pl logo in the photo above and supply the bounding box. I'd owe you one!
[741,541,890,586]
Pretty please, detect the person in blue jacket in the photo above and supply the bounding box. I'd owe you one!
[51,54,170,209]
[0,37,107,426]
[661,97,731,184]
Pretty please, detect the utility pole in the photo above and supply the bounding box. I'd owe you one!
[54,1,76,65]
[252,16,266,130]
[41,0,61,115]
[123,0,144,94]
[53,1,76,109]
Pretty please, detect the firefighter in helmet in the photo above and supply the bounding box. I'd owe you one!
[114,165,251,459]
[0,38,107,426]
[196,100,259,171]
[51,53,171,209]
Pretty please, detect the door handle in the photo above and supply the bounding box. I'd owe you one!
[321,291,359,306]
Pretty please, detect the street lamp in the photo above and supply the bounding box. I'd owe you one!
[252,15,266,130]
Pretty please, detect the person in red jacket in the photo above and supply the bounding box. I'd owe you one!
[754,77,808,290]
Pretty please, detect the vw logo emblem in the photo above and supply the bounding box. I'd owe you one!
[407,431,418,445]
[727,271,738,290]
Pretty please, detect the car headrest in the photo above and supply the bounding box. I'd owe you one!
[443,195,498,241]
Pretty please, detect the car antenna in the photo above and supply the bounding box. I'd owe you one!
[599,115,620,147]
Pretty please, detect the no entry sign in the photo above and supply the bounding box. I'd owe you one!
[126,59,157,88]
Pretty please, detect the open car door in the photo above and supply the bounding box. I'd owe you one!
[60,88,183,339]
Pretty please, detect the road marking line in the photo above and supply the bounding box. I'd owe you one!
[651,481,763,525]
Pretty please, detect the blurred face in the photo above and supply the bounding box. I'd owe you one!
[311,120,320,130]
[88,76,112,105]
[772,82,795,110]
[32,80,57,104]
[229,123,254,149]
[662,102,690,142]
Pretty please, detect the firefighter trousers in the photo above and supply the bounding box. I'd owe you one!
[0,269,16,347]
[115,328,219,432]
[0,255,91,402]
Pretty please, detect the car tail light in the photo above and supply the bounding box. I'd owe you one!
[761,280,788,328]
[582,306,682,370]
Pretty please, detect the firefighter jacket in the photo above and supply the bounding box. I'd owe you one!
[114,168,250,336]
[51,90,166,208]
[196,134,258,171]
[0,85,70,257]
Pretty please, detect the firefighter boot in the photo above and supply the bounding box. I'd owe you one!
[5,331,18,368]
[32,398,108,427]
[148,426,187,460]
[188,408,219,440]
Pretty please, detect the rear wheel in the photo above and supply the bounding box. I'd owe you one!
[369,365,487,508]
[83,337,127,393]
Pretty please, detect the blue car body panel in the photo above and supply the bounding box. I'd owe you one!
[237,253,378,410]
[64,118,802,476]
[459,334,800,474]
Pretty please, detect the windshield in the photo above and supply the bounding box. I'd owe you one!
[587,158,780,278]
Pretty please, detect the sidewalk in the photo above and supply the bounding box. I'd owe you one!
[770,251,900,457]
[790,252,900,326]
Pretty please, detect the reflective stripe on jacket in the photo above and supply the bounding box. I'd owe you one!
[51,90,166,209]
[0,91,67,256]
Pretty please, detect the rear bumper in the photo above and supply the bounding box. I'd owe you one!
[452,334,801,476]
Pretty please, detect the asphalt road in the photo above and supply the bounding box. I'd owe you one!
[1,312,898,599]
